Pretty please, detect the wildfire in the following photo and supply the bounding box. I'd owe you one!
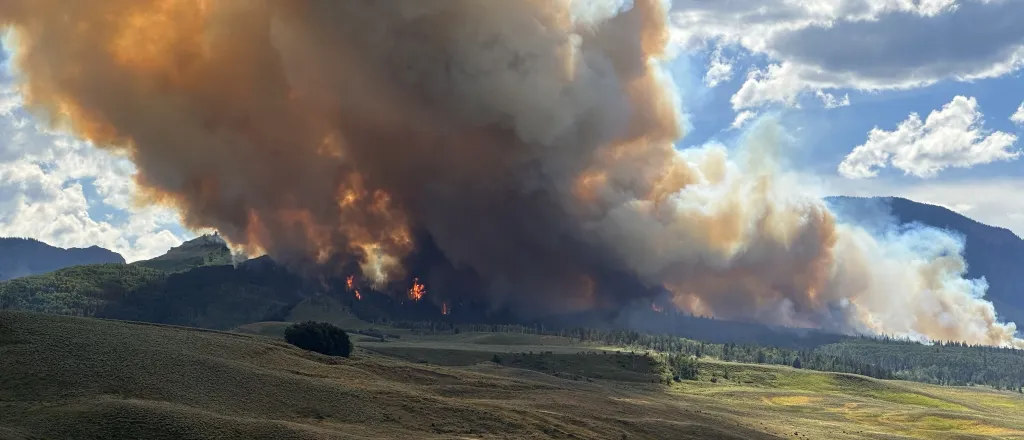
[409,278,426,301]
[354,290,362,301]
[651,302,664,313]
[346,275,355,291]
[442,302,449,315]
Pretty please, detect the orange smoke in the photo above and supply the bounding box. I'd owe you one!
[2,0,1021,347]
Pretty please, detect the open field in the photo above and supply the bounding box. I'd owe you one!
[3,311,1024,439]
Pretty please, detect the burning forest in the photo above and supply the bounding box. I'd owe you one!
[1,0,1021,347]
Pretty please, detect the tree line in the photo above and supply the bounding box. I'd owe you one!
[387,319,1024,391]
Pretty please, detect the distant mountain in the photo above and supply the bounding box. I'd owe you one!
[827,196,1024,326]
[133,234,233,272]
[0,238,125,281]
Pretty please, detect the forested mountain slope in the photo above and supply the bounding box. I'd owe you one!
[0,238,124,281]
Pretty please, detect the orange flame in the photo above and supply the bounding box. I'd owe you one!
[442,302,449,315]
[354,289,362,301]
[409,278,426,301]
[346,275,355,291]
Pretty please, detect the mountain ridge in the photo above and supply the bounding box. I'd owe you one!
[0,237,125,281]
[133,233,234,272]
[2,195,1022,337]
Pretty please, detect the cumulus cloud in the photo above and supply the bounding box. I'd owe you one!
[730,110,758,130]
[0,69,184,261]
[703,46,733,88]
[1012,102,1024,125]
[671,0,1024,110]
[816,90,850,109]
[838,96,1019,179]
[3,0,1022,347]
[730,63,806,109]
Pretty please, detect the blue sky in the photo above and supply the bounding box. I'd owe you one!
[664,0,1024,239]
[0,0,1022,261]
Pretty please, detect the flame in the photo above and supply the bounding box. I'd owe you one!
[354,289,362,301]
[442,302,449,315]
[345,275,355,291]
[7,0,1021,348]
[651,302,664,313]
[409,278,426,302]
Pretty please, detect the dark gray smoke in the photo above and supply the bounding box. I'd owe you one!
[1,0,1020,346]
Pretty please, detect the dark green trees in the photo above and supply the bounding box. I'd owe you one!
[284,321,353,357]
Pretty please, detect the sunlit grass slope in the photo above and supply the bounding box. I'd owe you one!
[0,311,773,440]
[3,310,1023,440]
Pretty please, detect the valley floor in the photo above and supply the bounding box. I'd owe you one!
[2,312,1023,440]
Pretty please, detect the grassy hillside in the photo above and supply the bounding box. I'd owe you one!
[674,359,1024,439]
[0,311,771,440]
[3,311,1023,440]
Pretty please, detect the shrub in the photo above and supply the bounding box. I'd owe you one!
[284,321,352,357]
[666,353,699,381]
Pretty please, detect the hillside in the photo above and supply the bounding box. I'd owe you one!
[827,196,1024,326]
[0,238,124,281]
[0,263,166,316]
[0,256,305,330]
[133,234,233,272]
[3,310,1023,440]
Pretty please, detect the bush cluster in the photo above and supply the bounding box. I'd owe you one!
[284,321,352,357]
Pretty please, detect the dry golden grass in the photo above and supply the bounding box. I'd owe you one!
[3,310,1023,440]
[0,311,772,440]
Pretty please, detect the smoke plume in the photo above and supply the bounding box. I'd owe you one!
[1,0,1020,347]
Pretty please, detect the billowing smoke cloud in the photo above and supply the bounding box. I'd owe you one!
[1,0,1020,347]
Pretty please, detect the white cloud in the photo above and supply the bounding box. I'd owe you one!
[730,63,806,109]
[816,90,850,109]
[671,0,1024,110]
[1012,101,1024,125]
[0,74,185,262]
[730,110,758,130]
[703,47,733,88]
[838,96,1019,179]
